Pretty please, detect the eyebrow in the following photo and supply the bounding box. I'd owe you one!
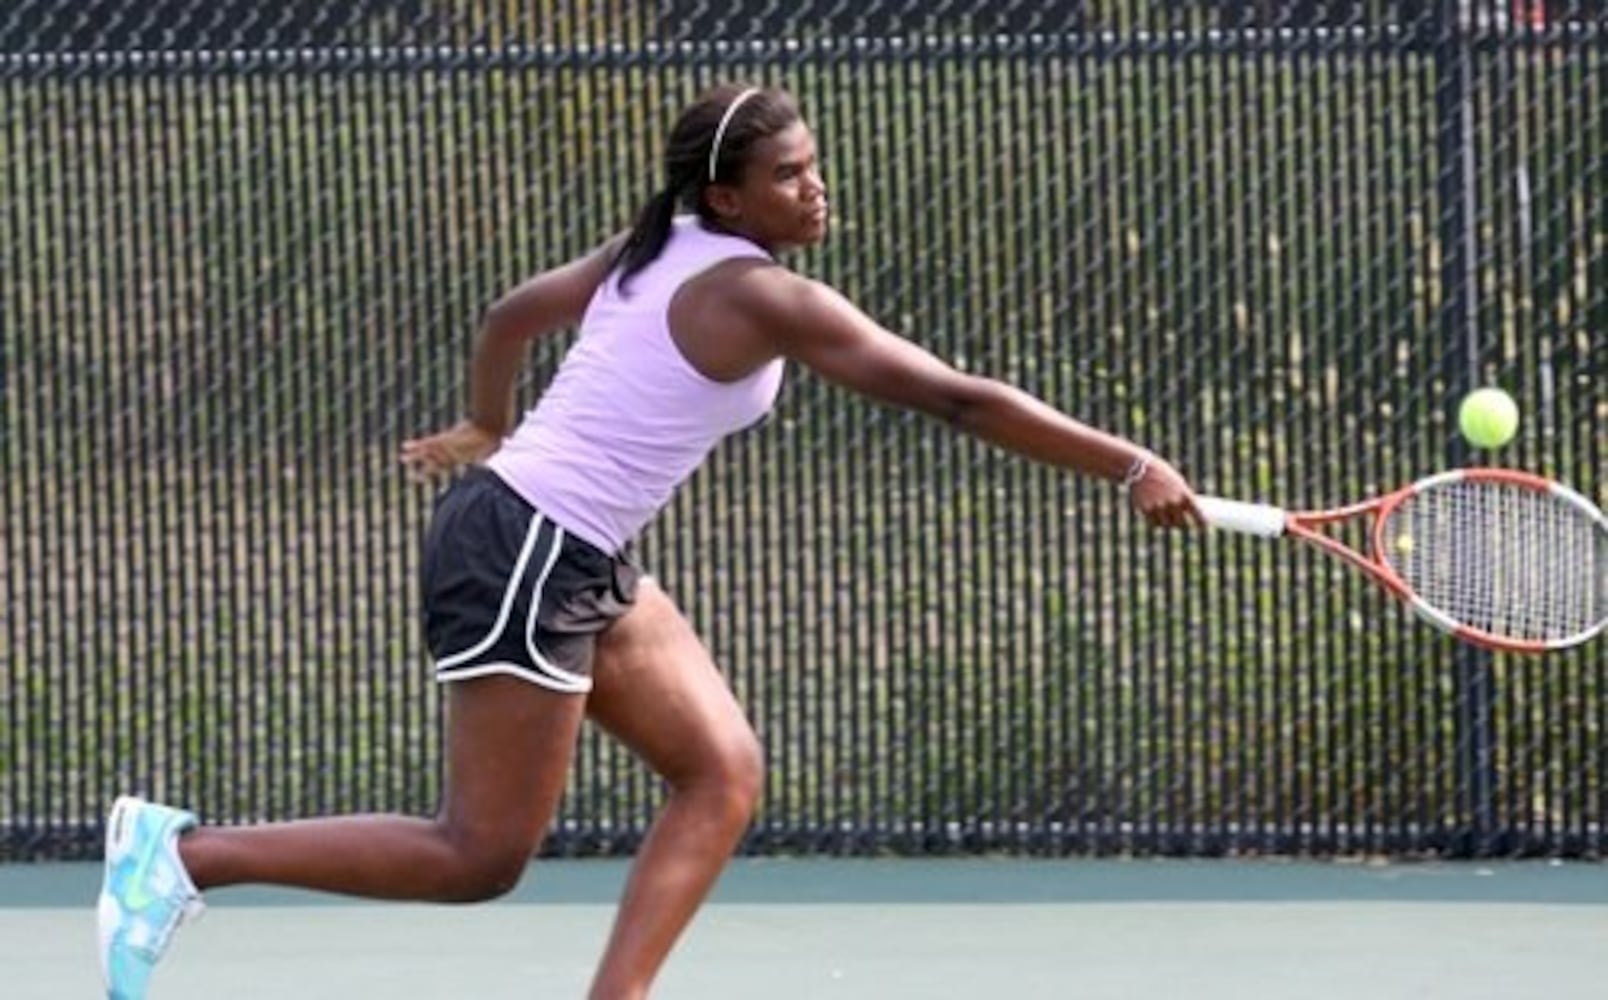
[772,149,817,175]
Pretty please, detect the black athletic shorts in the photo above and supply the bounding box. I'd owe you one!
[421,467,641,694]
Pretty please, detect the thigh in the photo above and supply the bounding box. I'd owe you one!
[586,578,757,784]
[440,674,588,848]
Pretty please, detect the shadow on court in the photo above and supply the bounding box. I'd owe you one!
[5,858,1606,998]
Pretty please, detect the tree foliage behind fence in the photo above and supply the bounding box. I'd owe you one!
[2,2,1604,860]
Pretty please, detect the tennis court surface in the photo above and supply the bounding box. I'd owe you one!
[5,857,1605,998]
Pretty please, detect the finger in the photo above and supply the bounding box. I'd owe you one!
[420,456,452,481]
[401,443,441,469]
[1176,503,1197,528]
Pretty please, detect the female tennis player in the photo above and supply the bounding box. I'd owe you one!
[99,83,1200,1000]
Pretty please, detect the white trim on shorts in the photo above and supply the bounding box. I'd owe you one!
[434,661,588,693]
[522,521,592,693]
[433,512,593,695]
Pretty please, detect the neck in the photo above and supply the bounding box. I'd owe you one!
[699,216,777,255]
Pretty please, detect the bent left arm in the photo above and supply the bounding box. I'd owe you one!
[401,237,624,480]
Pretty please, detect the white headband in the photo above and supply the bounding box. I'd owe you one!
[707,88,761,183]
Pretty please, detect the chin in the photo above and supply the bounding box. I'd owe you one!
[773,229,826,255]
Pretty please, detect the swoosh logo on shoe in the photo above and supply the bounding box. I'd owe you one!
[121,830,163,911]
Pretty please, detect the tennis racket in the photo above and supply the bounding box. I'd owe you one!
[1196,468,1608,653]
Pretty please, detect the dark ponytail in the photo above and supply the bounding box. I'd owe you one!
[612,187,680,293]
[612,83,801,294]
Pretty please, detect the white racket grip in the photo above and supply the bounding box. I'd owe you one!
[1196,496,1288,538]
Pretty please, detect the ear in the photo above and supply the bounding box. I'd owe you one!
[704,183,743,222]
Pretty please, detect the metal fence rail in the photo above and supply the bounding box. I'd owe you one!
[3,0,1603,860]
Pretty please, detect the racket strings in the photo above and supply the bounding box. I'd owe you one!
[1382,481,1607,643]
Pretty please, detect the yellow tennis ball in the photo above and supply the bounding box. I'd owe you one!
[1458,387,1519,449]
[1394,533,1414,555]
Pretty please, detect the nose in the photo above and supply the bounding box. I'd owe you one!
[803,167,826,200]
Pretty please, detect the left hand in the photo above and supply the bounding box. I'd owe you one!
[400,419,502,482]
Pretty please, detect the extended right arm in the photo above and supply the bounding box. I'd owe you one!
[723,265,1199,529]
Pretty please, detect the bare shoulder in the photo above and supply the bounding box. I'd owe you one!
[714,261,860,343]
[688,258,977,412]
[487,233,628,331]
[557,231,632,289]
[714,257,813,308]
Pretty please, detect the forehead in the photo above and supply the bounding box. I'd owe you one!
[747,120,816,165]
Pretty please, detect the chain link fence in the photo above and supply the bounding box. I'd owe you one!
[3,1,1604,860]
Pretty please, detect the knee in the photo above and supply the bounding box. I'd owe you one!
[728,732,766,816]
[680,731,765,824]
[457,853,529,902]
[438,826,537,903]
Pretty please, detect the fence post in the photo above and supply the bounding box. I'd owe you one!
[1432,0,1499,857]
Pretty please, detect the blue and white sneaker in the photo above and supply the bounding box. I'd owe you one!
[97,796,205,999]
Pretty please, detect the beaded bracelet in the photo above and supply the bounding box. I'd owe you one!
[1119,452,1152,490]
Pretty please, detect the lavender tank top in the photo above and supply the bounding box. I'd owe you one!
[485,217,784,554]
